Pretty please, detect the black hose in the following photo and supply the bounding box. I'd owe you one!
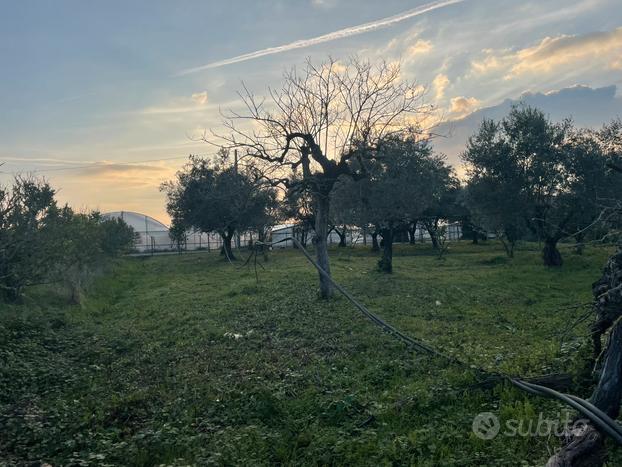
[511,379,622,444]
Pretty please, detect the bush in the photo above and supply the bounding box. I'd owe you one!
[0,177,135,303]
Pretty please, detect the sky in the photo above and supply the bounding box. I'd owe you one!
[1,0,621,223]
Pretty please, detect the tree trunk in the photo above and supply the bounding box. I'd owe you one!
[575,233,585,255]
[500,236,515,258]
[590,322,622,418]
[546,319,622,467]
[301,227,308,247]
[336,225,347,247]
[69,279,82,305]
[546,248,622,466]
[371,232,379,252]
[427,224,439,249]
[378,227,393,273]
[221,232,235,260]
[590,249,622,357]
[293,226,300,249]
[258,229,268,262]
[472,226,479,244]
[314,195,332,299]
[408,223,416,245]
[543,238,562,267]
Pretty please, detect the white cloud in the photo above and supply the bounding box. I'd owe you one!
[470,49,507,75]
[433,73,450,100]
[311,0,337,8]
[78,163,166,177]
[406,39,433,59]
[449,96,480,117]
[139,91,210,116]
[470,27,622,80]
[191,91,209,105]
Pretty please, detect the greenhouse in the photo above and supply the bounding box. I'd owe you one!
[103,211,171,253]
[104,211,253,253]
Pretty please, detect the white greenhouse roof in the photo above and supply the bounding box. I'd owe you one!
[103,211,169,233]
[271,223,295,232]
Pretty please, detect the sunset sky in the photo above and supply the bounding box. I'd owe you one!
[1,0,621,223]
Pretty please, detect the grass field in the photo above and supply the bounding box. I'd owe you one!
[1,241,619,466]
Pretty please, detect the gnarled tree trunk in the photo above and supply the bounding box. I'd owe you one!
[546,320,622,467]
[371,232,380,252]
[314,194,332,298]
[378,226,394,273]
[334,225,347,247]
[590,250,622,357]
[220,229,236,260]
[408,221,417,245]
[547,249,622,466]
[257,228,269,262]
[426,220,440,249]
[543,237,563,267]
[575,233,585,255]
[499,233,515,258]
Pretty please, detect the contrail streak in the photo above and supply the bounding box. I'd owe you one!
[177,0,465,75]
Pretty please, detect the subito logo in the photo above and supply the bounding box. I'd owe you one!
[472,412,500,440]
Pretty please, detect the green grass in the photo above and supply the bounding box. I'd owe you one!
[1,241,619,466]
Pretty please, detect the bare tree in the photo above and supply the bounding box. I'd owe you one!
[210,57,433,297]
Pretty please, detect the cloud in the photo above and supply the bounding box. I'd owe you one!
[406,39,433,59]
[76,162,176,191]
[433,73,450,100]
[311,0,337,8]
[139,105,204,116]
[449,96,480,117]
[78,163,167,177]
[191,91,209,105]
[470,27,622,79]
[433,84,622,164]
[54,163,177,222]
[470,49,506,74]
[140,91,210,116]
[177,0,465,74]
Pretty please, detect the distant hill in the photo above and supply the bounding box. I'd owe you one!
[435,85,622,165]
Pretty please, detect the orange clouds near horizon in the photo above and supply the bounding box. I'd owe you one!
[45,161,182,224]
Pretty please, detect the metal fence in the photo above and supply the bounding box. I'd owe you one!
[131,222,463,255]
[131,230,259,254]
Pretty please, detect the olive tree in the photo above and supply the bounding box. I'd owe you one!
[463,106,616,266]
[330,129,452,272]
[366,131,454,272]
[212,57,432,297]
[162,155,278,260]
